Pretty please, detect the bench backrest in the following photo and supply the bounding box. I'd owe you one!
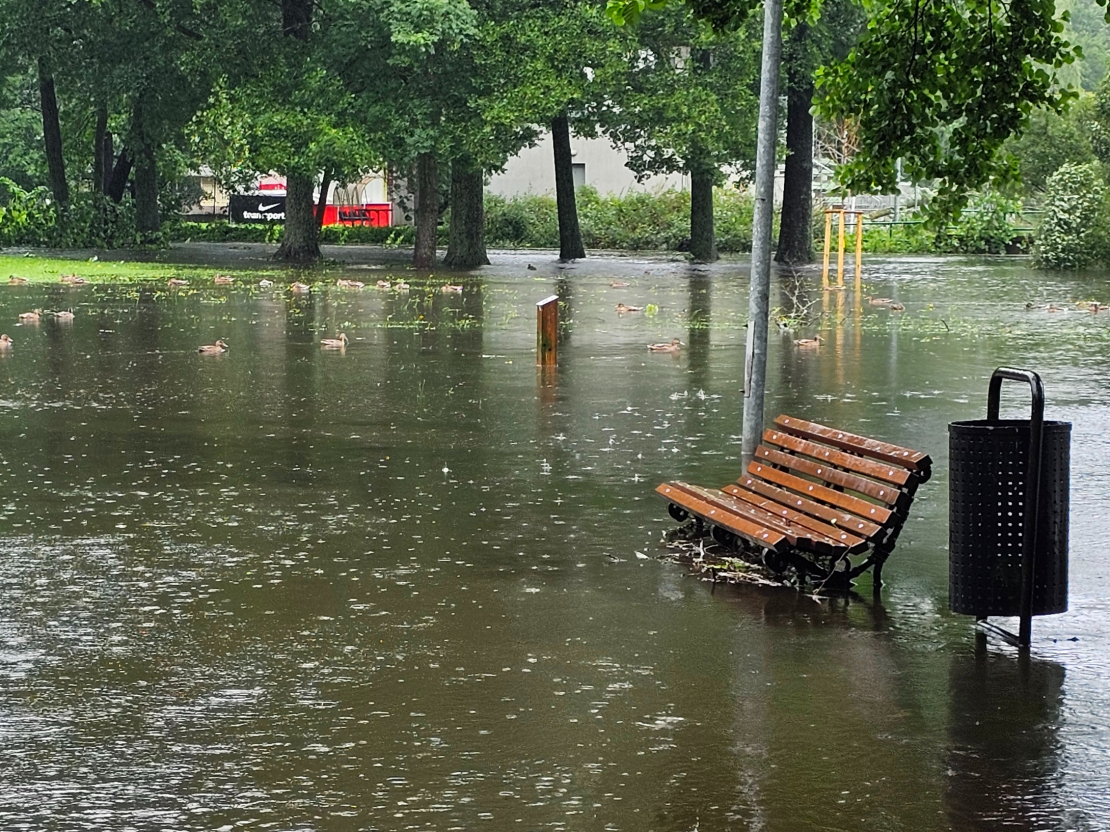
[747,416,931,546]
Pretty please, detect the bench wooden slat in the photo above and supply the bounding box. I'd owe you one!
[762,428,912,487]
[666,481,848,554]
[747,461,893,525]
[724,478,884,539]
[674,482,862,555]
[656,483,788,551]
[774,415,931,473]
[718,483,870,552]
[755,445,902,506]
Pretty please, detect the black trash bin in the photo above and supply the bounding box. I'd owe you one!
[949,368,1069,646]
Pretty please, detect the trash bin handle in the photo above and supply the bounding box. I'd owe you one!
[987,366,1044,649]
[987,367,1044,426]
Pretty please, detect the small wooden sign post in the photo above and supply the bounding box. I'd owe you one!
[536,295,559,366]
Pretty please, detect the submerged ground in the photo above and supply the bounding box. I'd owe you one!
[0,245,1108,830]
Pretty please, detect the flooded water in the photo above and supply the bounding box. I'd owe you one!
[1,249,1109,831]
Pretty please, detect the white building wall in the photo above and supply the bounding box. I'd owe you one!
[488,133,687,197]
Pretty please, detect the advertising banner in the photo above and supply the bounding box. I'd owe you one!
[230,195,286,224]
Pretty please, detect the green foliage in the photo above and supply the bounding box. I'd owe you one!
[936,193,1023,254]
[817,0,1080,218]
[1059,0,1110,90]
[484,186,754,251]
[1034,161,1109,269]
[484,193,560,248]
[1007,103,1097,194]
[575,187,693,250]
[0,179,55,246]
[0,74,42,191]
[862,223,937,255]
[587,5,760,183]
[863,194,1025,255]
[167,221,418,247]
[0,178,143,248]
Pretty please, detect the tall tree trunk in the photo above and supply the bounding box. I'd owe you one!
[688,49,717,264]
[37,56,68,207]
[689,164,718,263]
[316,168,332,233]
[443,161,489,268]
[776,77,815,264]
[413,152,439,268]
[93,106,108,195]
[134,145,160,237]
[281,0,312,39]
[103,132,115,194]
[276,173,321,263]
[106,148,133,203]
[275,0,319,263]
[133,102,160,237]
[551,112,585,261]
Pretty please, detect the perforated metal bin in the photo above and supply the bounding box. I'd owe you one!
[949,418,1070,617]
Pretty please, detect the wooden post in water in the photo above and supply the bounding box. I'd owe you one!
[836,208,846,287]
[821,210,833,289]
[536,295,559,366]
[854,211,864,284]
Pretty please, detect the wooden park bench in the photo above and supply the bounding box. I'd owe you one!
[657,415,932,588]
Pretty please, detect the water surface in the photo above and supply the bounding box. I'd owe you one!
[1,252,1108,831]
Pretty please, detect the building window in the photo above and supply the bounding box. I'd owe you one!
[572,163,586,190]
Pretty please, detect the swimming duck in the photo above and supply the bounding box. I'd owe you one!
[648,338,683,353]
[290,282,311,294]
[258,279,274,288]
[1047,304,1064,312]
[527,263,537,271]
[54,310,75,321]
[1024,302,1039,310]
[441,284,463,294]
[887,302,905,312]
[337,279,364,289]
[376,280,391,289]
[610,280,631,288]
[60,274,86,285]
[214,274,234,285]
[8,275,28,285]
[198,339,228,354]
[395,281,410,291]
[616,303,643,314]
[793,335,823,348]
[18,310,41,323]
[0,334,12,348]
[320,333,349,350]
[866,295,894,306]
[167,278,188,287]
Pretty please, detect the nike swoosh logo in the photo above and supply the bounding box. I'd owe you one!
[258,202,281,211]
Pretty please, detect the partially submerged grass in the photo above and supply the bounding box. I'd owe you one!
[1,253,281,284]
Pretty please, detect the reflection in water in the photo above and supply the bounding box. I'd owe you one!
[0,255,1109,830]
[945,638,1070,831]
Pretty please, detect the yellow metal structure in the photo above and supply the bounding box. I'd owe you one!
[821,208,865,290]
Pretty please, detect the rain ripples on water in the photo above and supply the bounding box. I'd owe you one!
[1,251,1108,830]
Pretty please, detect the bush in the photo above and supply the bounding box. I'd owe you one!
[484,193,558,247]
[166,221,419,247]
[1034,162,1108,269]
[0,179,143,248]
[0,178,55,247]
[484,186,755,252]
[936,192,1022,254]
[862,222,936,254]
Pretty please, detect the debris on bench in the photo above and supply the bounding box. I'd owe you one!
[657,415,931,590]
